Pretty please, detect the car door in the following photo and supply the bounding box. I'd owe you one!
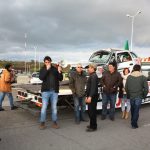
[130,52,141,65]
[116,51,134,72]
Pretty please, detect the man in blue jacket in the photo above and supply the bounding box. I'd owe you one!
[125,64,148,129]
[39,56,63,129]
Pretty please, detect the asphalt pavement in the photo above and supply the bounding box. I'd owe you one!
[0,89,150,150]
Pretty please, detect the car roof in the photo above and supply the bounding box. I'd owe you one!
[93,48,131,54]
[32,72,39,74]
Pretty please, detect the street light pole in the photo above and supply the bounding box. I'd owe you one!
[38,54,40,70]
[34,46,37,72]
[131,16,134,52]
[24,33,27,74]
[126,10,141,51]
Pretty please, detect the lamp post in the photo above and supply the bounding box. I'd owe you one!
[34,46,37,72]
[126,10,141,51]
[38,54,41,70]
[24,33,27,74]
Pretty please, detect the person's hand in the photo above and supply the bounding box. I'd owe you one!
[85,97,91,104]
[85,97,88,103]
[58,66,62,73]
[73,93,76,98]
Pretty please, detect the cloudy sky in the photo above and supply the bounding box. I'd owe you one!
[0,0,150,63]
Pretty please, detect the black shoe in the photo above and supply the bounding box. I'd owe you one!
[131,124,138,129]
[101,115,106,120]
[86,128,97,132]
[132,126,138,129]
[109,116,115,121]
[87,125,91,129]
[11,106,18,110]
[135,124,138,128]
[131,122,138,128]
[0,108,5,111]
[81,118,89,122]
[75,120,80,125]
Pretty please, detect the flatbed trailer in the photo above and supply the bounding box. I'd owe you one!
[16,81,150,110]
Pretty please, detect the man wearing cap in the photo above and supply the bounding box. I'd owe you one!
[85,63,99,132]
[69,63,87,124]
[101,62,122,121]
[39,56,63,129]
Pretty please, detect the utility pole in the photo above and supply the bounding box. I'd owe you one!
[34,46,37,72]
[126,10,141,51]
[38,54,41,70]
[24,33,27,74]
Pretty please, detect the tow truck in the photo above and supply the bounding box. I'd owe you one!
[16,79,150,110]
[16,49,150,110]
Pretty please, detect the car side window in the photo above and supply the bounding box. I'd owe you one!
[110,53,116,63]
[32,74,36,77]
[130,52,138,58]
[117,52,132,63]
[117,55,121,63]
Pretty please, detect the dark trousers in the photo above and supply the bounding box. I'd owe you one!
[88,97,97,129]
[102,93,117,118]
[130,98,142,127]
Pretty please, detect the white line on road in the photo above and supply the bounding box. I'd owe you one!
[143,123,150,127]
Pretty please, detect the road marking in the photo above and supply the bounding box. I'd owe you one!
[143,123,150,127]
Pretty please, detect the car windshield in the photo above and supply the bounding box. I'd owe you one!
[32,73,39,78]
[89,51,111,63]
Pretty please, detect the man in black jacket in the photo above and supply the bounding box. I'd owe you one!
[101,62,122,121]
[39,56,63,129]
[69,63,87,124]
[125,64,148,129]
[85,63,99,132]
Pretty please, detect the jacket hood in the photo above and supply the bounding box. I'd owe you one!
[130,71,142,77]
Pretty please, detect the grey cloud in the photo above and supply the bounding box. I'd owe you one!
[0,0,150,61]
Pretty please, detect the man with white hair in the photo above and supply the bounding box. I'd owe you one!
[69,63,87,124]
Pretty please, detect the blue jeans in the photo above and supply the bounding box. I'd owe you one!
[121,94,130,112]
[40,90,58,123]
[130,98,142,127]
[0,92,14,108]
[73,95,86,121]
[102,93,117,118]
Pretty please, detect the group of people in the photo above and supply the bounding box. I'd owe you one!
[39,56,99,131]
[0,56,149,132]
[39,56,148,132]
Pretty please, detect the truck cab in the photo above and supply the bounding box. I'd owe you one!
[89,48,141,78]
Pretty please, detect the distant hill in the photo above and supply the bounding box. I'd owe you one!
[0,60,70,73]
[0,60,43,72]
